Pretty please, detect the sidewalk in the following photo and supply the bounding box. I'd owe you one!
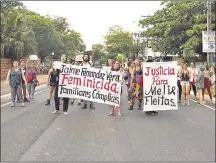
[1,75,48,96]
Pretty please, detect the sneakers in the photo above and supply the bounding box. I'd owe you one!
[52,110,68,115]
[21,103,25,107]
[108,112,114,116]
[117,112,122,116]
[11,103,15,107]
[52,110,60,114]
[24,98,30,102]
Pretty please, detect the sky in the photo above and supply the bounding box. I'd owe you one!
[23,1,162,46]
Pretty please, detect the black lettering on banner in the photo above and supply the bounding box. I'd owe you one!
[92,89,120,104]
[59,65,121,105]
[81,68,105,80]
[144,85,176,107]
[59,85,91,98]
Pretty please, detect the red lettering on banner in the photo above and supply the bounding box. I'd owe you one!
[145,66,175,76]
[61,74,81,86]
[60,74,119,94]
[152,76,168,85]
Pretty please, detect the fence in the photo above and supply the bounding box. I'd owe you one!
[1,58,12,80]
[1,58,42,80]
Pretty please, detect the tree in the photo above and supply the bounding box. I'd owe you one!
[104,25,139,58]
[139,1,216,58]
[1,8,37,60]
[1,2,85,62]
[51,16,70,34]
[92,44,106,62]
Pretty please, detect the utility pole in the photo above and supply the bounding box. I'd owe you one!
[207,1,212,63]
[141,15,150,61]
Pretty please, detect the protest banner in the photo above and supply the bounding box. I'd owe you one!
[142,62,178,111]
[58,64,122,106]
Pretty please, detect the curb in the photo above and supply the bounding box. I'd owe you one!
[1,84,48,99]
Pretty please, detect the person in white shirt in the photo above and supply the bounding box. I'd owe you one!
[80,52,95,109]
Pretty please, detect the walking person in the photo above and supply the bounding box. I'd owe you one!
[196,66,205,104]
[108,60,122,116]
[17,59,30,102]
[181,63,191,105]
[143,59,158,115]
[189,62,197,97]
[5,61,27,107]
[52,54,70,115]
[209,64,216,104]
[26,62,39,99]
[45,62,58,105]
[128,58,143,110]
[80,51,95,109]
[124,61,134,104]
[177,62,183,103]
[202,62,213,103]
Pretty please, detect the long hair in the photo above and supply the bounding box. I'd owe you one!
[106,59,113,67]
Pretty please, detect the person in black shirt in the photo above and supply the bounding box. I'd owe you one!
[52,54,70,115]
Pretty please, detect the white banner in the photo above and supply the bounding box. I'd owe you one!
[142,62,178,111]
[58,64,122,106]
[202,31,215,52]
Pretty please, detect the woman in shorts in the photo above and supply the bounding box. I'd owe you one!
[181,63,191,105]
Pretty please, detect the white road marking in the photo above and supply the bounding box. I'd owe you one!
[190,99,215,111]
[1,89,49,107]
[1,84,47,98]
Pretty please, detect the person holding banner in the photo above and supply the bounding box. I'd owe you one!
[80,51,95,109]
[108,60,122,116]
[143,59,158,115]
[52,54,70,115]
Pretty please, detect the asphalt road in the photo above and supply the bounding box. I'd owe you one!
[1,85,215,162]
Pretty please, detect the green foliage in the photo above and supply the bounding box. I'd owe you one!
[92,44,106,62]
[139,1,216,58]
[103,25,140,58]
[1,3,84,62]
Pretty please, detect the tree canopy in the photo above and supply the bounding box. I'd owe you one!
[139,1,216,59]
[1,1,85,62]
[103,25,140,59]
